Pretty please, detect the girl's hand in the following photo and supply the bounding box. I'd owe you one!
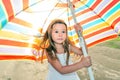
[74,23,83,33]
[80,56,92,68]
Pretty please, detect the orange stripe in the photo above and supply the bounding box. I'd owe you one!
[11,18,33,28]
[70,33,117,48]
[84,26,114,39]
[70,39,79,45]
[56,0,80,8]
[0,55,36,61]
[87,35,117,47]
[68,8,91,20]
[0,39,40,50]
[99,0,119,16]
[80,15,99,25]
[0,55,48,61]
[111,17,120,29]
[56,3,68,7]
[23,0,29,10]
[68,26,74,31]
[2,0,14,21]
[38,27,44,33]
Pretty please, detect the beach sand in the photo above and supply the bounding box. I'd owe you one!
[0,44,120,80]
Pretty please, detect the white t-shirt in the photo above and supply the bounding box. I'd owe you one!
[46,53,80,80]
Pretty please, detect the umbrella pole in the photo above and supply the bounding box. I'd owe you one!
[68,0,95,80]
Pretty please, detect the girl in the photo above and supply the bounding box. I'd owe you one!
[40,19,91,80]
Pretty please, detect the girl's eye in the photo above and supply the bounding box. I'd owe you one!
[62,31,66,33]
[55,31,58,33]
[54,30,66,33]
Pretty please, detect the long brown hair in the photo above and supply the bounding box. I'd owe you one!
[40,19,71,65]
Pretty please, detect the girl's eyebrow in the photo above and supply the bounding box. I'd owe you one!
[53,29,66,30]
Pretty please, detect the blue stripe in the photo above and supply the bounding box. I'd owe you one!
[82,19,104,29]
[76,0,94,12]
[3,23,40,36]
[102,3,120,20]
[68,0,94,16]
[0,5,8,29]
[68,30,76,36]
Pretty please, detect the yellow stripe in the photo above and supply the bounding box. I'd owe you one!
[83,22,108,35]
[69,34,78,39]
[75,0,89,8]
[0,30,29,39]
[0,30,40,44]
[106,10,120,24]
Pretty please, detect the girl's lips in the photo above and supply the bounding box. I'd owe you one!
[57,38,63,40]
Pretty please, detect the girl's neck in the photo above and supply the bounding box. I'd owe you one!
[55,43,64,53]
[55,43,62,48]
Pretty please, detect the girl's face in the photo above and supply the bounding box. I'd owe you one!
[51,23,67,44]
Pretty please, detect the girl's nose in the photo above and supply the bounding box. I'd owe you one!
[58,33,62,37]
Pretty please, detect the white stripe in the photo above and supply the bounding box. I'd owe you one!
[94,0,112,14]
[76,11,96,25]
[86,30,117,44]
[11,0,23,15]
[0,46,35,56]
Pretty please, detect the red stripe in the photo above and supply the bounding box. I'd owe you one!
[111,17,120,29]
[90,0,102,10]
[87,35,117,47]
[2,0,14,21]
[84,26,115,39]
[0,39,40,50]
[99,0,119,17]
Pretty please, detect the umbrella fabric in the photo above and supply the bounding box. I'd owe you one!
[0,0,120,61]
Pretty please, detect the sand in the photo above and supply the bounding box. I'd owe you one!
[0,45,120,80]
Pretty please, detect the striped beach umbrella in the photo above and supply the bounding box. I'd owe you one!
[0,0,120,61]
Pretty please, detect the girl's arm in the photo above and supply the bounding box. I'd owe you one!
[70,45,83,56]
[46,51,91,74]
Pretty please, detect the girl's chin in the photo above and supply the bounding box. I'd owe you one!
[54,42,63,45]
